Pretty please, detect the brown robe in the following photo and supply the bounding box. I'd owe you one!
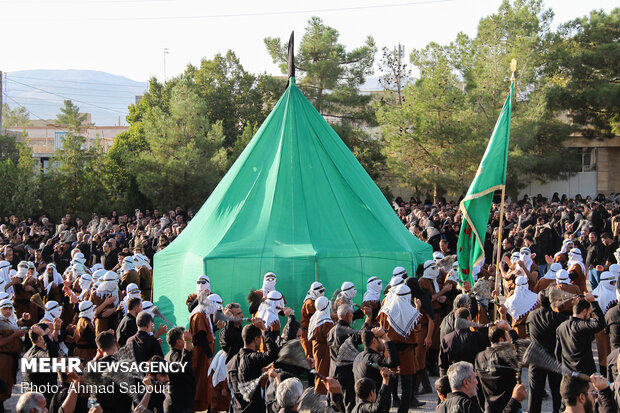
[13,277,42,325]
[378,312,418,375]
[90,291,118,334]
[120,270,140,292]
[552,284,582,315]
[310,321,334,394]
[138,267,153,300]
[414,310,433,368]
[568,263,587,294]
[419,277,442,349]
[190,312,215,411]
[534,278,555,293]
[0,322,22,404]
[595,330,611,371]
[300,298,316,357]
[207,370,231,412]
[73,317,97,362]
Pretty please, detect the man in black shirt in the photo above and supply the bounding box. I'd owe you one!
[227,320,280,413]
[526,290,567,413]
[352,369,392,413]
[555,294,605,376]
[220,303,244,363]
[164,327,196,413]
[353,328,399,403]
[127,311,164,363]
[22,324,58,404]
[437,361,525,413]
[439,308,489,376]
[116,297,141,347]
[328,304,363,413]
[474,325,520,413]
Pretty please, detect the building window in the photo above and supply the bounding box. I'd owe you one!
[54,132,68,151]
[582,148,597,172]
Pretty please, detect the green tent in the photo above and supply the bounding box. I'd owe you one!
[153,77,432,329]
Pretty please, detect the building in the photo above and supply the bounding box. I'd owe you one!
[7,113,128,170]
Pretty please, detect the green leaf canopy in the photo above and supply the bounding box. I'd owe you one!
[153,78,432,328]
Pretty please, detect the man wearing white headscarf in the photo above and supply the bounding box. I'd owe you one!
[385,266,408,295]
[554,238,574,265]
[382,277,404,309]
[504,276,539,338]
[534,262,562,292]
[76,273,93,301]
[0,298,28,410]
[187,274,210,313]
[189,290,217,411]
[249,272,287,317]
[119,283,142,315]
[0,260,13,295]
[379,284,424,411]
[93,271,120,334]
[551,269,582,315]
[256,290,289,334]
[12,261,40,325]
[300,281,325,356]
[40,263,63,302]
[567,248,587,293]
[133,253,153,300]
[593,271,617,377]
[119,255,140,292]
[362,276,383,321]
[517,247,539,289]
[308,295,334,395]
[73,300,97,361]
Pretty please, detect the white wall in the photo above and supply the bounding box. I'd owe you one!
[517,171,598,199]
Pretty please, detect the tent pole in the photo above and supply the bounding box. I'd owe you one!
[494,186,506,320]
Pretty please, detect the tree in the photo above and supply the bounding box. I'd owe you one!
[0,141,38,216]
[134,80,228,210]
[55,100,93,131]
[546,8,620,137]
[265,17,385,180]
[378,0,580,199]
[378,44,411,105]
[1,104,30,129]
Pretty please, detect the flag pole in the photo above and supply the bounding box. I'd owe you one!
[493,59,516,319]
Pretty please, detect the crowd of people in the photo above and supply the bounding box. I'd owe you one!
[1,192,620,413]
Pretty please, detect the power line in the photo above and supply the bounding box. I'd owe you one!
[6,78,129,114]
[7,86,142,99]
[4,95,49,122]
[2,0,458,22]
[8,97,131,107]
[7,74,146,88]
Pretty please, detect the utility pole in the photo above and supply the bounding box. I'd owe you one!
[163,48,170,83]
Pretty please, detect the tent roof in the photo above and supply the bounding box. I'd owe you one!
[153,78,432,328]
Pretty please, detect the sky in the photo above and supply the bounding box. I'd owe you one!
[1,0,617,83]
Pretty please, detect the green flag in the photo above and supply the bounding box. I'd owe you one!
[457,83,513,285]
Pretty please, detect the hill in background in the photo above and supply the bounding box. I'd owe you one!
[4,69,148,126]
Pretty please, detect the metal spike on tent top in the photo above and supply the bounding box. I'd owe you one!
[287,31,295,80]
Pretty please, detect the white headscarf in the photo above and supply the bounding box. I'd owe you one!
[519,247,533,271]
[510,252,520,263]
[208,293,223,311]
[614,248,620,266]
[446,261,459,283]
[568,248,586,275]
[433,251,445,262]
[609,264,620,279]
[308,296,333,340]
[558,239,574,256]
[41,300,62,323]
[256,290,283,329]
[0,261,13,295]
[15,261,29,279]
[92,269,106,283]
[544,263,562,280]
[392,266,407,279]
[379,284,421,338]
[96,271,120,307]
[386,276,405,306]
[41,263,64,295]
[207,350,228,387]
[78,273,93,300]
[120,256,135,273]
[190,291,218,322]
[504,276,538,321]
[78,301,96,320]
[262,272,277,296]
[421,260,440,292]
[0,298,17,330]
[305,282,325,301]
[340,281,357,300]
[133,254,152,270]
[90,263,103,273]
[363,277,382,303]
[196,275,210,295]
[142,301,155,314]
[592,271,617,313]
[556,269,571,285]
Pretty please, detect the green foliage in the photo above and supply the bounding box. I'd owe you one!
[55,100,93,131]
[1,103,30,129]
[546,8,620,137]
[0,133,20,164]
[265,16,385,180]
[134,80,228,210]
[378,0,583,200]
[0,139,38,216]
